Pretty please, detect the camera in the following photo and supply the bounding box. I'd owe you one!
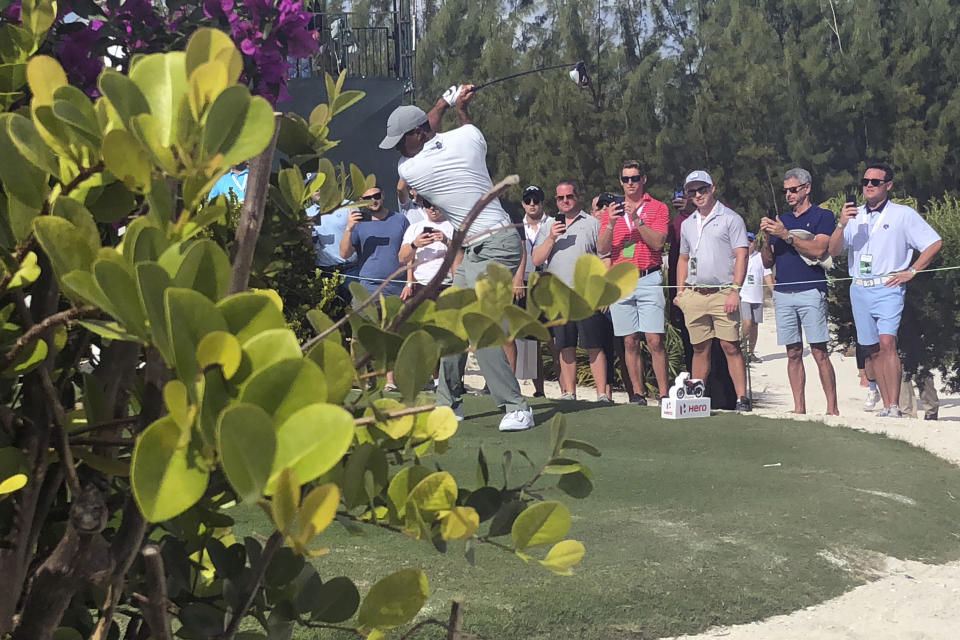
[359,206,372,222]
[595,192,625,208]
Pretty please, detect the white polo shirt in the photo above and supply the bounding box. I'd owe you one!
[842,200,940,277]
[741,251,772,304]
[397,124,511,246]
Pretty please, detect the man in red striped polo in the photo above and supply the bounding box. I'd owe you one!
[597,160,670,403]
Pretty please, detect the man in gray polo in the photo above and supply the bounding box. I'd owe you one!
[379,84,534,432]
[673,170,751,411]
[531,179,612,402]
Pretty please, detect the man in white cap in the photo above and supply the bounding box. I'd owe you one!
[673,170,752,411]
[379,86,534,432]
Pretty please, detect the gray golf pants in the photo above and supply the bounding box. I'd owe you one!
[436,229,530,414]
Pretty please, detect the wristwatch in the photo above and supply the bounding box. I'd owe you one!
[784,234,795,246]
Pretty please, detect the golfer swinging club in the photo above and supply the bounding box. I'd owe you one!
[379,83,534,432]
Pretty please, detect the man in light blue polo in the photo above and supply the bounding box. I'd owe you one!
[828,163,941,418]
[760,167,839,416]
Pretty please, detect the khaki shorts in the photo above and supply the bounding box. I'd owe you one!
[676,288,741,344]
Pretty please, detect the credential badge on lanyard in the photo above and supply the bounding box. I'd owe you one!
[860,208,886,277]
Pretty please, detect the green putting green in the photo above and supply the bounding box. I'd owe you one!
[234,395,960,639]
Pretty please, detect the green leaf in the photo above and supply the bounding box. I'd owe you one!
[342,442,388,510]
[393,330,439,403]
[173,239,230,302]
[548,413,567,458]
[185,27,242,83]
[461,312,507,348]
[240,358,327,425]
[124,217,168,264]
[240,328,301,380]
[386,465,431,518]
[561,439,601,457]
[0,446,29,494]
[219,96,274,169]
[406,471,457,512]
[365,398,413,439]
[197,368,231,446]
[25,55,65,105]
[271,467,299,532]
[94,258,148,338]
[538,539,585,575]
[309,576,360,623]
[33,216,97,280]
[268,403,354,492]
[294,482,340,544]
[557,465,594,499]
[218,291,287,345]
[196,330,241,379]
[331,89,365,115]
[0,115,49,210]
[98,69,150,127]
[129,51,187,149]
[165,287,229,381]
[86,181,137,223]
[201,84,251,163]
[163,379,191,428]
[76,319,144,343]
[136,262,174,363]
[278,166,305,212]
[543,458,582,475]
[356,568,428,631]
[102,129,152,191]
[8,250,40,289]
[21,0,56,42]
[605,261,640,298]
[305,339,355,404]
[131,416,209,522]
[5,111,58,175]
[510,501,571,550]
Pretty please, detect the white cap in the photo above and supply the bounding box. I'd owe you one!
[684,170,713,187]
[379,105,429,149]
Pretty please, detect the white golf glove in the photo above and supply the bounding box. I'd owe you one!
[442,85,462,106]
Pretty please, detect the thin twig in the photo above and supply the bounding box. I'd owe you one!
[67,415,140,437]
[39,361,81,495]
[228,115,282,295]
[141,545,173,640]
[2,305,100,369]
[353,403,436,427]
[68,437,136,447]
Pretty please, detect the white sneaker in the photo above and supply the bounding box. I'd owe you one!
[499,409,534,432]
[863,389,881,411]
[453,405,464,422]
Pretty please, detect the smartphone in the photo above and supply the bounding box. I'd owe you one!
[673,189,684,200]
[359,206,372,222]
[554,213,565,224]
[765,208,778,220]
[845,193,857,206]
[423,226,434,234]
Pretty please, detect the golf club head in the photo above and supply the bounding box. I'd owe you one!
[569,61,589,88]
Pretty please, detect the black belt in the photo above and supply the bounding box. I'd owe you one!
[638,265,661,278]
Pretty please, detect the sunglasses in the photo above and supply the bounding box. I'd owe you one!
[685,185,712,196]
[555,194,577,202]
[861,178,890,187]
[523,195,543,205]
[620,175,644,184]
[418,197,436,209]
[361,192,383,200]
[782,184,809,194]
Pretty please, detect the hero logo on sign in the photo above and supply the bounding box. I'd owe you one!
[661,372,711,420]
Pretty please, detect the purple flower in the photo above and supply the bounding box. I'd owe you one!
[57,20,104,96]
[2,1,21,22]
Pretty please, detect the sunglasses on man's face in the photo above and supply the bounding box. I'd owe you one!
[523,196,543,205]
[685,185,712,196]
[620,175,643,184]
[555,193,577,202]
[861,178,890,187]
[361,192,383,201]
[782,184,809,194]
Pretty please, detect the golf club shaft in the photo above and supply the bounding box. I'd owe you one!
[471,61,581,92]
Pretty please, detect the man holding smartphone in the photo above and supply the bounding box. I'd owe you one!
[760,167,839,416]
[673,171,751,411]
[339,186,409,298]
[828,163,941,418]
[597,160,670,403]
[531,180,611,402]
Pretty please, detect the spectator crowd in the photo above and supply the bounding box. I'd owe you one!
[302,83,944,431]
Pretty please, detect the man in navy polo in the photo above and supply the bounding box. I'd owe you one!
[828,163,942,418]
[760,167,839,415]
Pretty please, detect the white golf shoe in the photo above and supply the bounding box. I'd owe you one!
[499,409,534,432]
[863,389,881,411]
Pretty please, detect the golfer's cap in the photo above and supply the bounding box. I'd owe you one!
[379,105,428,149]
[684,170,713,187]
[746,231,756,240]
[522,185,544,199]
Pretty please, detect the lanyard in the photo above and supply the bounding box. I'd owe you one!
[864,206,888,255]
[231,172,248,193]
[525,221,540,253]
